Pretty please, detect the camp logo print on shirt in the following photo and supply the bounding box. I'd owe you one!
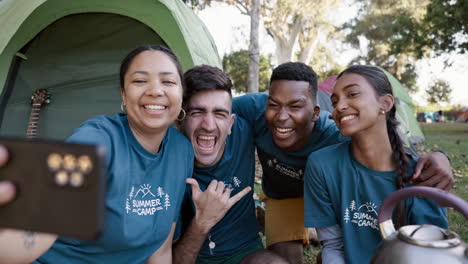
[343,200,379,230]
[225,176,242,190]
[125,184,171,216]
[266,158,303,180]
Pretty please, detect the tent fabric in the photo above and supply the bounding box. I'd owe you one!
[1,13,166,139]
[317,70,425,146]
[317,90,333,113]
[380,68,425,145]
[318,75,336,94]
[0,0,221,140]
[455,107,468,122]
[0,0,220,73]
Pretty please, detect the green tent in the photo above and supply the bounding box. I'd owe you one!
[0,0,221,140]
[381,68,425,146]
[318,69,425,147]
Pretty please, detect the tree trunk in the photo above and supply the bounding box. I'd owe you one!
[247,0,260,93]
[298,27,322,64]
[271,14,303,64]
[275,37,294,64]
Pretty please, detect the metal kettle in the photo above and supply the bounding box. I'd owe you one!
[371,186,468,264]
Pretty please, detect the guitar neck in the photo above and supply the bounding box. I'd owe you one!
[26,104,42,139]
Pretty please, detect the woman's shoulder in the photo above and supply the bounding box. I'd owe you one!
[67,114,126,143]
[76,113,125,130]
[166,126,192,149]
[306,142,350,172]
[310,141,349,158]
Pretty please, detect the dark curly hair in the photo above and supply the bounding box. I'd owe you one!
[270,62,318,105]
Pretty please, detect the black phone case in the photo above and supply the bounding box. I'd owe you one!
[0,138,106,240]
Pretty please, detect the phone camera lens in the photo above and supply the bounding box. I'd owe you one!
[70,172,84,187]
[47,153,62,171]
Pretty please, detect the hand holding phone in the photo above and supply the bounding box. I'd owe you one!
[0,145,15,205]
[0,138,106,240]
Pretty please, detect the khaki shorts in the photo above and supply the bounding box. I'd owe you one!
[260,190,309,247]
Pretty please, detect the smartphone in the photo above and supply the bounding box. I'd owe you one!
[0,137,106,240]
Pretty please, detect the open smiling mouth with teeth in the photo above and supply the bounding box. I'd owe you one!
[144,105,167,110]
[274,127,293,138]
[340,115,357,123]
[196,135,216,151]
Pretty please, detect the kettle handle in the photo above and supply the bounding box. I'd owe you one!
[378,186,468,239]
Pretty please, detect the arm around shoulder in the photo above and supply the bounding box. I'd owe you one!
[232,93,267,126]
[412,152,454,191]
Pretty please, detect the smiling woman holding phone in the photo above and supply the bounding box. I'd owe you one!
[0,44,194,264]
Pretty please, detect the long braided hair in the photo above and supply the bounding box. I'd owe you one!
[336,65,410,227]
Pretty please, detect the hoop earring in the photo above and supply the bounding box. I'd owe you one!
[121,103,127,114]
[177,109,186,121]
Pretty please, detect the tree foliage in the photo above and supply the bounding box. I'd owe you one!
[308,44,345,81]
[344,0,428,93]
[426,79,452,105]
[345,0,466,94]
[183,0,261,92]
[262,0,340,64]
[183,0,342,65]
[222,50,271,93]
[391,0,468,58]
[182,0,213,10]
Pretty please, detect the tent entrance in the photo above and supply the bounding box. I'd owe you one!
[0,13,165,140]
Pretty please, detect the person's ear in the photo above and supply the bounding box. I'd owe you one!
[380,94,395,113]
[120,88,127,105]
[312,105,321,122]
[228,114,236,135]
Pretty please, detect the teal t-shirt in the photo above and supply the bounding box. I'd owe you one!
[304,141,448,264]
[179,116,261,258]
[233,93,347,199]
[36,113,194,264]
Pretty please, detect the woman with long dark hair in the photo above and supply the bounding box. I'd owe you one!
[304,65,447,264]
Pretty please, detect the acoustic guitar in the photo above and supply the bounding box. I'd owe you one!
[26,88,50,139]
[22,88,50,248]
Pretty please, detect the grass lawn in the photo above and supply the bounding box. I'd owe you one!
[257,122,468,264]
[302,122,468,263]
[418,123,468,242]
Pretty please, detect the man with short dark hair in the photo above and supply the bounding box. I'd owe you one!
[172,65,287,264]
